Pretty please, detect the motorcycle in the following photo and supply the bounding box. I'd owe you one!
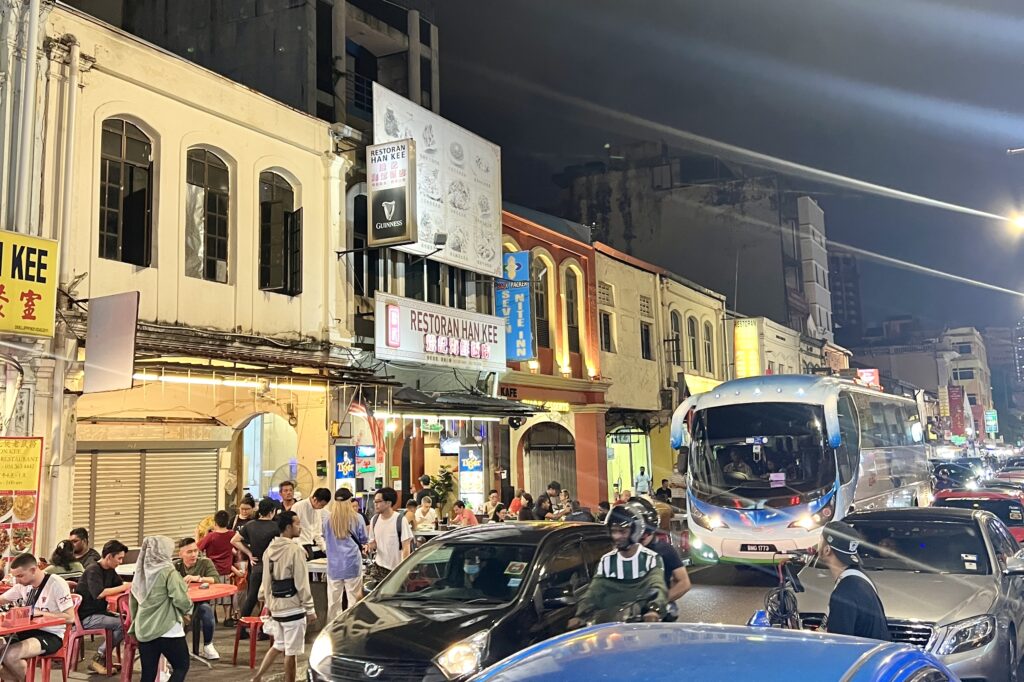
[570,588,670,630]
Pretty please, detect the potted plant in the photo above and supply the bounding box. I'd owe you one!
[430,466,457,519]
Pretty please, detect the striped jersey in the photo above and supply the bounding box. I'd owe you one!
[596,545,661,580]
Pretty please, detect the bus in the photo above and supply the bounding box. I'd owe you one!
[669,374,931,564]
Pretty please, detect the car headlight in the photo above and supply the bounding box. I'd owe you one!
[690,505,728,531]
[307,631,333,678]
[936,615,995,656]
[434,630,488,679]
[788,497,835,530]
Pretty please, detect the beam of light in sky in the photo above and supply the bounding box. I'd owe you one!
[457,63,1009,223]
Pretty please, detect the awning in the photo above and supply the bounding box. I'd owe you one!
[367,386,538,419]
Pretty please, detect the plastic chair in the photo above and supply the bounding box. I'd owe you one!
[232,607,270,669]
[25,621,73,682]
[114,593,136,682]
[67,593,114,676]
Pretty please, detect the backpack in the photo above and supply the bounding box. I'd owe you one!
[370,512,405,553]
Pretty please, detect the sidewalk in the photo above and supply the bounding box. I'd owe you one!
[66,623,312,682]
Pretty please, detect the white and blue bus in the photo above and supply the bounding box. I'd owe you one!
[670,374,931,564]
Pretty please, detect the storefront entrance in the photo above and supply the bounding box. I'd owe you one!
[523,422,576,496]
[606,427,651,500]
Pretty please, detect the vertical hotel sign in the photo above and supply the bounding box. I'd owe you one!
[0,231,58,337]
[367,139,417,247]
[0,438,43,566]
[734,319,760,378]
[496,252,534,361]
[949,385,966,435]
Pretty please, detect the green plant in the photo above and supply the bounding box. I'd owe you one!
[430,466,457,516]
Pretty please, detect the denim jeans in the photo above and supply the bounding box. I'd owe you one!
[81,613,124,656]
[195,602,215,644]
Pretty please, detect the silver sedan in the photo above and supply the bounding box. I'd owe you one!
[797,507,1024,681]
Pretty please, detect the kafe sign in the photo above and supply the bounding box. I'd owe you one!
[374,294,507,373]
[367,139,417,247]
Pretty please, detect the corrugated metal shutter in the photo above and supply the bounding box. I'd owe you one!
[72,453,95,532]
[142,451,218,542]
[93,453,143,546]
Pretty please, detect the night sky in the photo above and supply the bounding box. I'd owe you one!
[414,0,1024,332]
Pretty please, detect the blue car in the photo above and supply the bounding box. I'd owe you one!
[468,623,959,682]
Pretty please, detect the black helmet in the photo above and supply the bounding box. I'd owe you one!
[624,498,659,536]
[605,504,645,548]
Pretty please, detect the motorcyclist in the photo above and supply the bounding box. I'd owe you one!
[567,504,668,628]
[817,520,891,641]
[624,498,690,621]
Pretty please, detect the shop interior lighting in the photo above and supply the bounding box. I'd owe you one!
[372,411,501,422]
[132,372,327,392]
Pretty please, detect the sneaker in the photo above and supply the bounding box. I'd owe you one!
[201,644,220,661]
[88,659,108,676]
[222,617,237,628]
[159,669,171,682]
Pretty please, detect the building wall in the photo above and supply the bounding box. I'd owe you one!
[851,345,956,392]
[728,316,802,378]
[595,251,661,411]
[944,327,993,412]
[828,252,863,343]
[45,7,350,342]
[798,197,833,342]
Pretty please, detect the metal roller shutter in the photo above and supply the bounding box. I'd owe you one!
[71,453,95,532]
[93,453,143,547]
[142,452,218,542]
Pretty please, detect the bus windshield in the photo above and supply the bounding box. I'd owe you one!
[690,402,835,500]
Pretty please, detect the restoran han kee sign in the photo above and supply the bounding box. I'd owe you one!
[374,295,507,373]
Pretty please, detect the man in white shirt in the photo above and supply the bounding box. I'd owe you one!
[414,496,438,529]
[633,467,653,495]
[292,488,332,559]
[366,487,412,582]
[0,553,75,682]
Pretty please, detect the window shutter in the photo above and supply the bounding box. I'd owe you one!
[184,184,207,279]
[288,208,303,296]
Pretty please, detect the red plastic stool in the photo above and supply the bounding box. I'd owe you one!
[231,608,271,669]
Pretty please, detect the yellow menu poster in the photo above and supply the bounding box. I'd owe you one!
[0,437,44,567]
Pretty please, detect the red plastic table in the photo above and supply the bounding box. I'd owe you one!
[187,583,237,667]
[0,613,68,668]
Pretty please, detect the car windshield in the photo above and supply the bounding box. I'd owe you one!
[936,498,1024,527]
[933,464,977,482]
[690,402,834,497]
[374,542,536,604]
[846,519,991,575]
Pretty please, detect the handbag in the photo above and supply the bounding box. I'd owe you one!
[268,559,297,598]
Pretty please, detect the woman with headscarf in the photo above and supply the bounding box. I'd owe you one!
[128,536,193,682]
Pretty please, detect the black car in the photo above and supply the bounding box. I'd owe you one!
[307,522,614,682]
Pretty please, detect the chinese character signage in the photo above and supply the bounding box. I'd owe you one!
[949,385,966,435]
[373,83,502,278]
[0,438,43,567]
[335,445,356,490]
[458,445,485,512]
[985,409,999,434]
[496,251,534,361]
[374,294,507,373]
[0,231,58,337]
[734,319,760,378]
[367,139,417,248]
[938,386,950,417]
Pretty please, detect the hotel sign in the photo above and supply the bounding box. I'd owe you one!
[374,294,506,373]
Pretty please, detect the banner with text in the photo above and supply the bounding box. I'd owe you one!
[949,386,966,436]
[496,251,534,361]
[0,231,58,337]
[0,437,43,567]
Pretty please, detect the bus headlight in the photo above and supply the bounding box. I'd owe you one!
[690,505,728,531]
[788,498,835,530]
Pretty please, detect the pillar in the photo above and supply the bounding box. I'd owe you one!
[572,410,607,507]
[406,9,421,106]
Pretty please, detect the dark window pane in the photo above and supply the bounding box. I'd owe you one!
[125,136,150,166]
[98,120,153,266]
[102,129,121,158]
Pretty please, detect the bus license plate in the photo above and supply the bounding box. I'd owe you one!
[740,544,777,553]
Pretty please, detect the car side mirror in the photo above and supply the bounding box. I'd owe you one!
[542,586,577,610]
[1003,555,1024,576]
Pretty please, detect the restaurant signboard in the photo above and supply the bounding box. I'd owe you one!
[374,294,506,373]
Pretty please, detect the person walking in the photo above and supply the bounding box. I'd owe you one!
[252,512,316,682]
[323,488,368,620]
[633,466,653,496]
[366,487,412,583]
[129,536,193,682]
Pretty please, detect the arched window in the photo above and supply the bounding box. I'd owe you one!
[565,269,580,353]
[703,321,714,375]
[670,311,683,366]
[185,148,229,282]
[259,171,302,296]
[533,255,551,349]
[99,118,152,266]
[687,316,700,372]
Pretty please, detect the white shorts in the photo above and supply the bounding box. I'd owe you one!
[263,616,307,657]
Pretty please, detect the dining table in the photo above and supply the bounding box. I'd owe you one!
[0,611,68,667]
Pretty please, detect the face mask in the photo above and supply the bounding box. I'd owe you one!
[464,563,481,576]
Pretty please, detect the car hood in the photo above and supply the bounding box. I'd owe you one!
[321,598,505,662]
[798,567,996,626]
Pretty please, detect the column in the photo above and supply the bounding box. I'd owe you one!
[406,9,421,106]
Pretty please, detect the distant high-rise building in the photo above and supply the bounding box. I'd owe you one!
[1015,318,1024,382]
[828,252,863,343]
